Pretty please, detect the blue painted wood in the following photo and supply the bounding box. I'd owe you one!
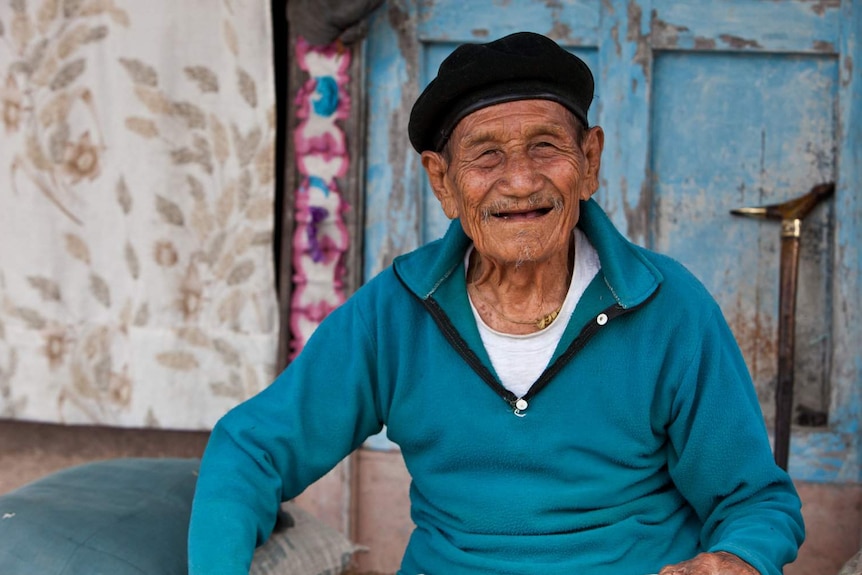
[651,0,840,53]
[417,0,600,45]
[823,0,862,483]
[364,0,423,282]
[419,42,463,244]
[361,0,860,482]
[596,0,654,243]
[650,51,837,458]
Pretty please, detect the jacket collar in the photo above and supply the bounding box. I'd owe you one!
[393,198,663,309]
[392,199,664,375]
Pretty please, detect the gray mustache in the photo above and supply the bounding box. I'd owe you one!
[480,194,563,221]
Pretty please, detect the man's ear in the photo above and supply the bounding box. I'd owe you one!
[421,151,459,219]
[580,125,604,200]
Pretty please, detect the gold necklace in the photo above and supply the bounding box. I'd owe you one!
[469,287,562,330]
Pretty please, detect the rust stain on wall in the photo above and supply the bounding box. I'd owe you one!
[719,34,762,50]
[811,40,835,54]
[380,1,420,268]
[626,0,649,77]
[694,37,717,50]
[533,0,571,43]
[388,1,412,41]
[548,21,573,43]
[804,0,840,17]
[841,55,853,88]
[619,176,652,245]
[729,297,778,387]
[601,0,621,58]
[650,13,689,48]
[610,22,621,58]
[728,289,781,423]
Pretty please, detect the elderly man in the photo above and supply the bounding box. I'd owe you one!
[188,32,804,575]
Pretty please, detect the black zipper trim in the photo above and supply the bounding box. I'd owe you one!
[423,297,519,406]
[522,303,626,404]
[413,280,657,414]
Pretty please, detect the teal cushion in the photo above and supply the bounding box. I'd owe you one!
[0,457,362,575]
[0,458,199,575]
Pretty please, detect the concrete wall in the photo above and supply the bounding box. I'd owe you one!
[0,420,209,495]
[2,422,859,575]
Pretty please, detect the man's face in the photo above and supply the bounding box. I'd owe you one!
[422,100,603,266]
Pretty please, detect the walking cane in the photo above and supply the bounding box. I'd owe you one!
[730,182,834,470]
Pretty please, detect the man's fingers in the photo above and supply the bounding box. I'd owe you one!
[656,551,759,575]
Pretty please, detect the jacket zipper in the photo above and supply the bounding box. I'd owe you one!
[423,297,636,416]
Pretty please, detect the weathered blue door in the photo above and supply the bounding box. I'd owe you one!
[363,0,861,483]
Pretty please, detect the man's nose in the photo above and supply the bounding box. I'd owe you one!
[501,151,543,194]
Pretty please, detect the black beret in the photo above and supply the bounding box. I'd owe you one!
[408,31,594,153]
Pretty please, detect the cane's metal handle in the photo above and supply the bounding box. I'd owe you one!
[730,182,835,221]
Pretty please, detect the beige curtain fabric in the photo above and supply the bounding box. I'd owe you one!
[0,0,278,429]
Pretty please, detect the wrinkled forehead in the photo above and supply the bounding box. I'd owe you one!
[447,100,582,148]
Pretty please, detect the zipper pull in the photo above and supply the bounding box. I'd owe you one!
[513,398,528,417]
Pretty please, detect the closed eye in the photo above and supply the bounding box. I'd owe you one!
[469,148,502,167]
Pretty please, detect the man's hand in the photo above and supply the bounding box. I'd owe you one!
[658,551,760,575]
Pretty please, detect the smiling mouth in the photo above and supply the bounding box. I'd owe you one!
[492,207,554,220]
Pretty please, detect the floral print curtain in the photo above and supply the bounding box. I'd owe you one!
[0,0,278,429]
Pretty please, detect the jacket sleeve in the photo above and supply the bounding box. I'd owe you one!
[187,298,384,575]
[665,303,805,575]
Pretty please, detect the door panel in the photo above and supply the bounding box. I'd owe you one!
[363,0,860,483]
[651,51,837,421]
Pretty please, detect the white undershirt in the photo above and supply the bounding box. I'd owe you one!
[466,228,601,398]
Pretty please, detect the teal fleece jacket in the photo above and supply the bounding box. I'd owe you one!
[188,199,804,575]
